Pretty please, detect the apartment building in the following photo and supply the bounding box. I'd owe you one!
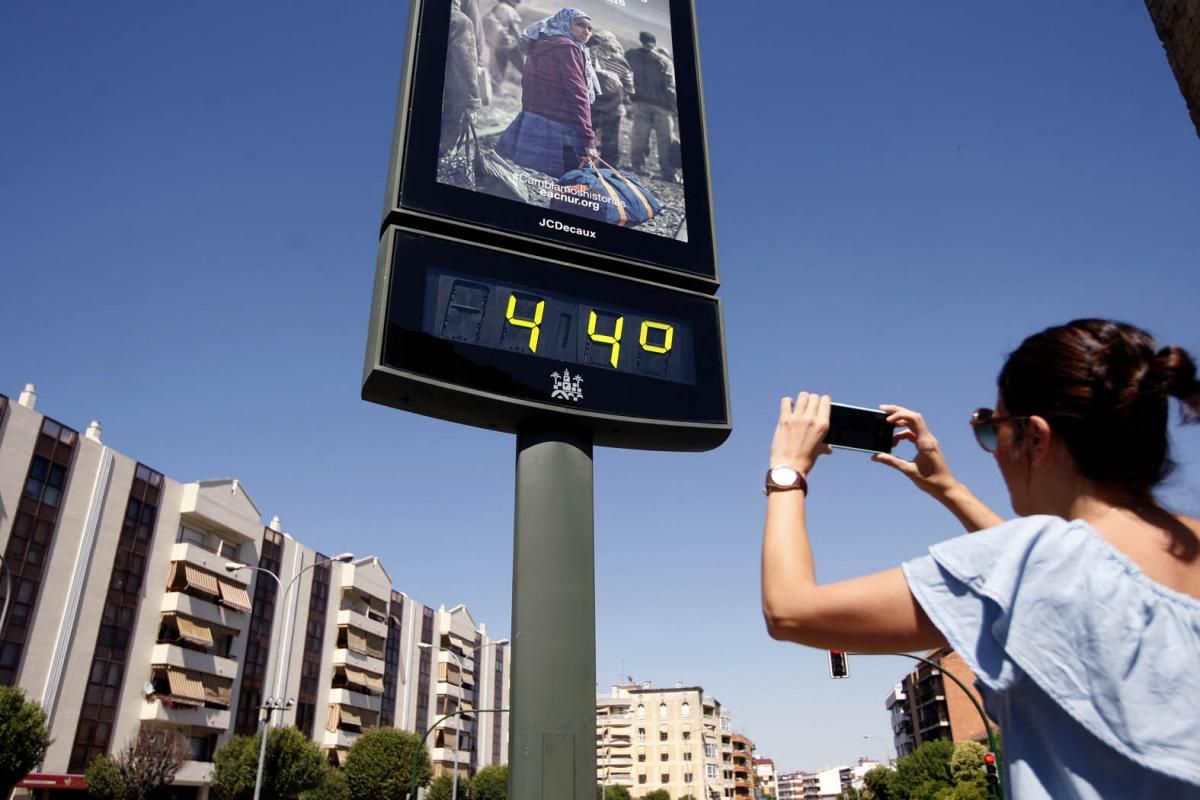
[885,647,992,758]
[731,733,755,797]
[0,386,509,798]
[776,770,804,800]
[753,757,775,799]
[596,682,734,800]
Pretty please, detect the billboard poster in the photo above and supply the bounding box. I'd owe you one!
[436,0,688,242]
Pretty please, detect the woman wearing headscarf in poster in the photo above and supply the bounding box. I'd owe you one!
[441,0,482,156]
[495,8,602,178]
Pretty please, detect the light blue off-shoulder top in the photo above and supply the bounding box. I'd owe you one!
[902,515,1200,799]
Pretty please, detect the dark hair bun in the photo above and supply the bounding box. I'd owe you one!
[1149,346,1200,422]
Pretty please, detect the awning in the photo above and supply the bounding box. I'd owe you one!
[331,748,348,766]
[345,628,384,659]
[327,704,341,732]
[343,666,384,693]
[339,706,363,727]
[174,615,215,647]
[182,564,220,597]
[201,673,233,707]
[217,579,253,613]
[166,669,206,706]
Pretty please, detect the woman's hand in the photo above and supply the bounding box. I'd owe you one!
[584,147,599,160]
[872,405,1004,532]
[872,405,959,498]
[769,392,833,475]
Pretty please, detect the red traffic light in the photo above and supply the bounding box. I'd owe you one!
[983,753,996,765]
[828,650,849,678]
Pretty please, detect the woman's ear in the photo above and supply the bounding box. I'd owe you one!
[1026,415,1054,465]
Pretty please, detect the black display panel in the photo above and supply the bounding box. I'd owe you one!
[384,0,718,290]
[362,228,730,451]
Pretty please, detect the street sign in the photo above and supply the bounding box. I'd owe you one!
[362,227,730,451]
[380,0,718,290]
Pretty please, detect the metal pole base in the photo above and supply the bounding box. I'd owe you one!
[509,430,597,800]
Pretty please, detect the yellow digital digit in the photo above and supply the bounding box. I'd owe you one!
[639,320,674,354]
[588,310,624,368]
[505,293,545,352]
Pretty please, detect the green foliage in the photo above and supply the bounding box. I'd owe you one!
[0,685,52,798]
[861,765,894,800]
[212,727,325,800]
[426,774,466,800]
[85,754,127,800]
[638,791,670,800]
[470,764,507,800]
[890,739,955,800]
[680,795,699,800]
[343,728,430,800]
[949,741,986,786]
[301,767,350,800]
[597,785,632,800]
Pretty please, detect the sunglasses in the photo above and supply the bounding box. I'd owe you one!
[970,408,1029,453]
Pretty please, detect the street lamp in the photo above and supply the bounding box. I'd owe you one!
[225,551,354,800]
[417,638,509,800]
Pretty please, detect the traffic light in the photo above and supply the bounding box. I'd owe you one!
[983,751,999,787]
[828,649,849,679]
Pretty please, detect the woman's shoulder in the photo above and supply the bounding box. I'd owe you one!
[909,515,1200,785]
[931,515,1200,612]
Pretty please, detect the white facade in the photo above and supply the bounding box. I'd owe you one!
[0,386,509,798]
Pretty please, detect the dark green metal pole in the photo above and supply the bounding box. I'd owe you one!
[510,430,597,800]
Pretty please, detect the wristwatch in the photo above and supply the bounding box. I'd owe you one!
[764,465,808,496]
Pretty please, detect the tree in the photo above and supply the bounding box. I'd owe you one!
[0,685,52,798]
[638,791,669,800]
[470,764,507,800]
[427,774,469,800]
[86,755,127,800]
[85,728,189,800]
[120,727,190,800]
[889,739,955,800]
[861,766,893,800]
[343,728,430,800]
[301,767,350,800]
[212,727,325,800]
[596,785,632,800]
[949,742,986,787]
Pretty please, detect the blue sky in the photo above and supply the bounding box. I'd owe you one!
[3,0,1198,774]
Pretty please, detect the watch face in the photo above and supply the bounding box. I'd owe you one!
[770,466,799,485]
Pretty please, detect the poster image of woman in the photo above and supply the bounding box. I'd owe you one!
[494,8,601,177]
[435,0,689,241]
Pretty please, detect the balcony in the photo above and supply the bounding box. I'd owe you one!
[431,746,470,764]
[436,681,465,701]
[331,647,385,676]
[171,542,237,579]
[339,562,391,604]
[160,592,245,630]
[151,643,237,680]
[337,608,387,640]
[323,728,360,750]
[329,688,380,713]
[174,761,216,785]
[140,699,230,730]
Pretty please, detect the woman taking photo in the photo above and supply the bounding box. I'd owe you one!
[761,319,1200,797]
[495,7,601,177]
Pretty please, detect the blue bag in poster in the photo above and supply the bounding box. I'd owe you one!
[551,159,664,228]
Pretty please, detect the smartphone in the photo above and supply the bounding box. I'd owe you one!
[825,403,894,454]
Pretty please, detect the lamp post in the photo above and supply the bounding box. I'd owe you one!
[417,638,509,800]
[226,551,354,800]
